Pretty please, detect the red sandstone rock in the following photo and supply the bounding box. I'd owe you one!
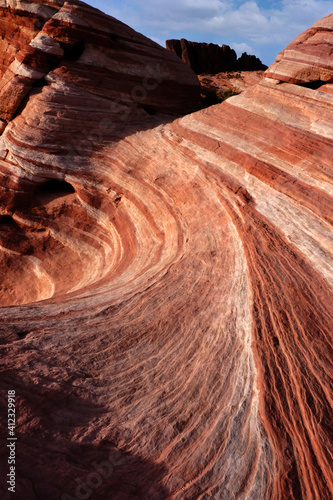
[0,3,332,500]
[0,1,200,132]
[266,13,333,84]
[199,70,265,106]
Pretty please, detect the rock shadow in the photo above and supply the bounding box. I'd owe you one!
[0,370,170,500]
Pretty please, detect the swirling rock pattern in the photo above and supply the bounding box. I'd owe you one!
[0,3,332,499]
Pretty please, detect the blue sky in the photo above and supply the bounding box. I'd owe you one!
[84,0,333,65]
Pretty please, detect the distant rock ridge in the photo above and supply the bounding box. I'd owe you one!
[166,38,267,74]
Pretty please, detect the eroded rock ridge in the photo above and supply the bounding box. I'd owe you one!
[166,38,267,74]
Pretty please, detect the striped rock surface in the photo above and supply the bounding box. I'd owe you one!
[0,2,332,500]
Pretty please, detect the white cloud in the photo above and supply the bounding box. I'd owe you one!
[100,0,332,43]
[230,42,255,57]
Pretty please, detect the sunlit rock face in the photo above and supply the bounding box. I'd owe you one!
[266,14,333,86]
[0,2,332,499]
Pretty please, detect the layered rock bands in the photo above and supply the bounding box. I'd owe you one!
[0,2,332,500]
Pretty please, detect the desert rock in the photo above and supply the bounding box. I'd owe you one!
[0,3,332,500]
[166,38,267,74]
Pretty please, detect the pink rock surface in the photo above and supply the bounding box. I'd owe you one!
[199,70,266,102]
[266,13,333,84]
[0,3,332,500]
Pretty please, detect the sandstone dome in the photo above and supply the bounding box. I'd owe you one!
[0,2,332,499]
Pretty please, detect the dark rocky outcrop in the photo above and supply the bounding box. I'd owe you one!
[236,52,267,71]
[166,38,267,74]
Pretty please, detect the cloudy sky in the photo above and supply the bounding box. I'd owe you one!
[85,0,333,65]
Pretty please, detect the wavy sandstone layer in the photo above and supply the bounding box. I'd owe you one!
[0,3,332,500]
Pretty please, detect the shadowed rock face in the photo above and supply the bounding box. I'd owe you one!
[0,2,332,499]
[166,38,267,74]
[0,1,201,133]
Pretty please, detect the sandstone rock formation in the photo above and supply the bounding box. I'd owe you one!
[199,70,266,107]
[266,14,333,85]
[166,38,267,74]
[235,52,266,71]
[0,3,332,500]
[0,1,201,134]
